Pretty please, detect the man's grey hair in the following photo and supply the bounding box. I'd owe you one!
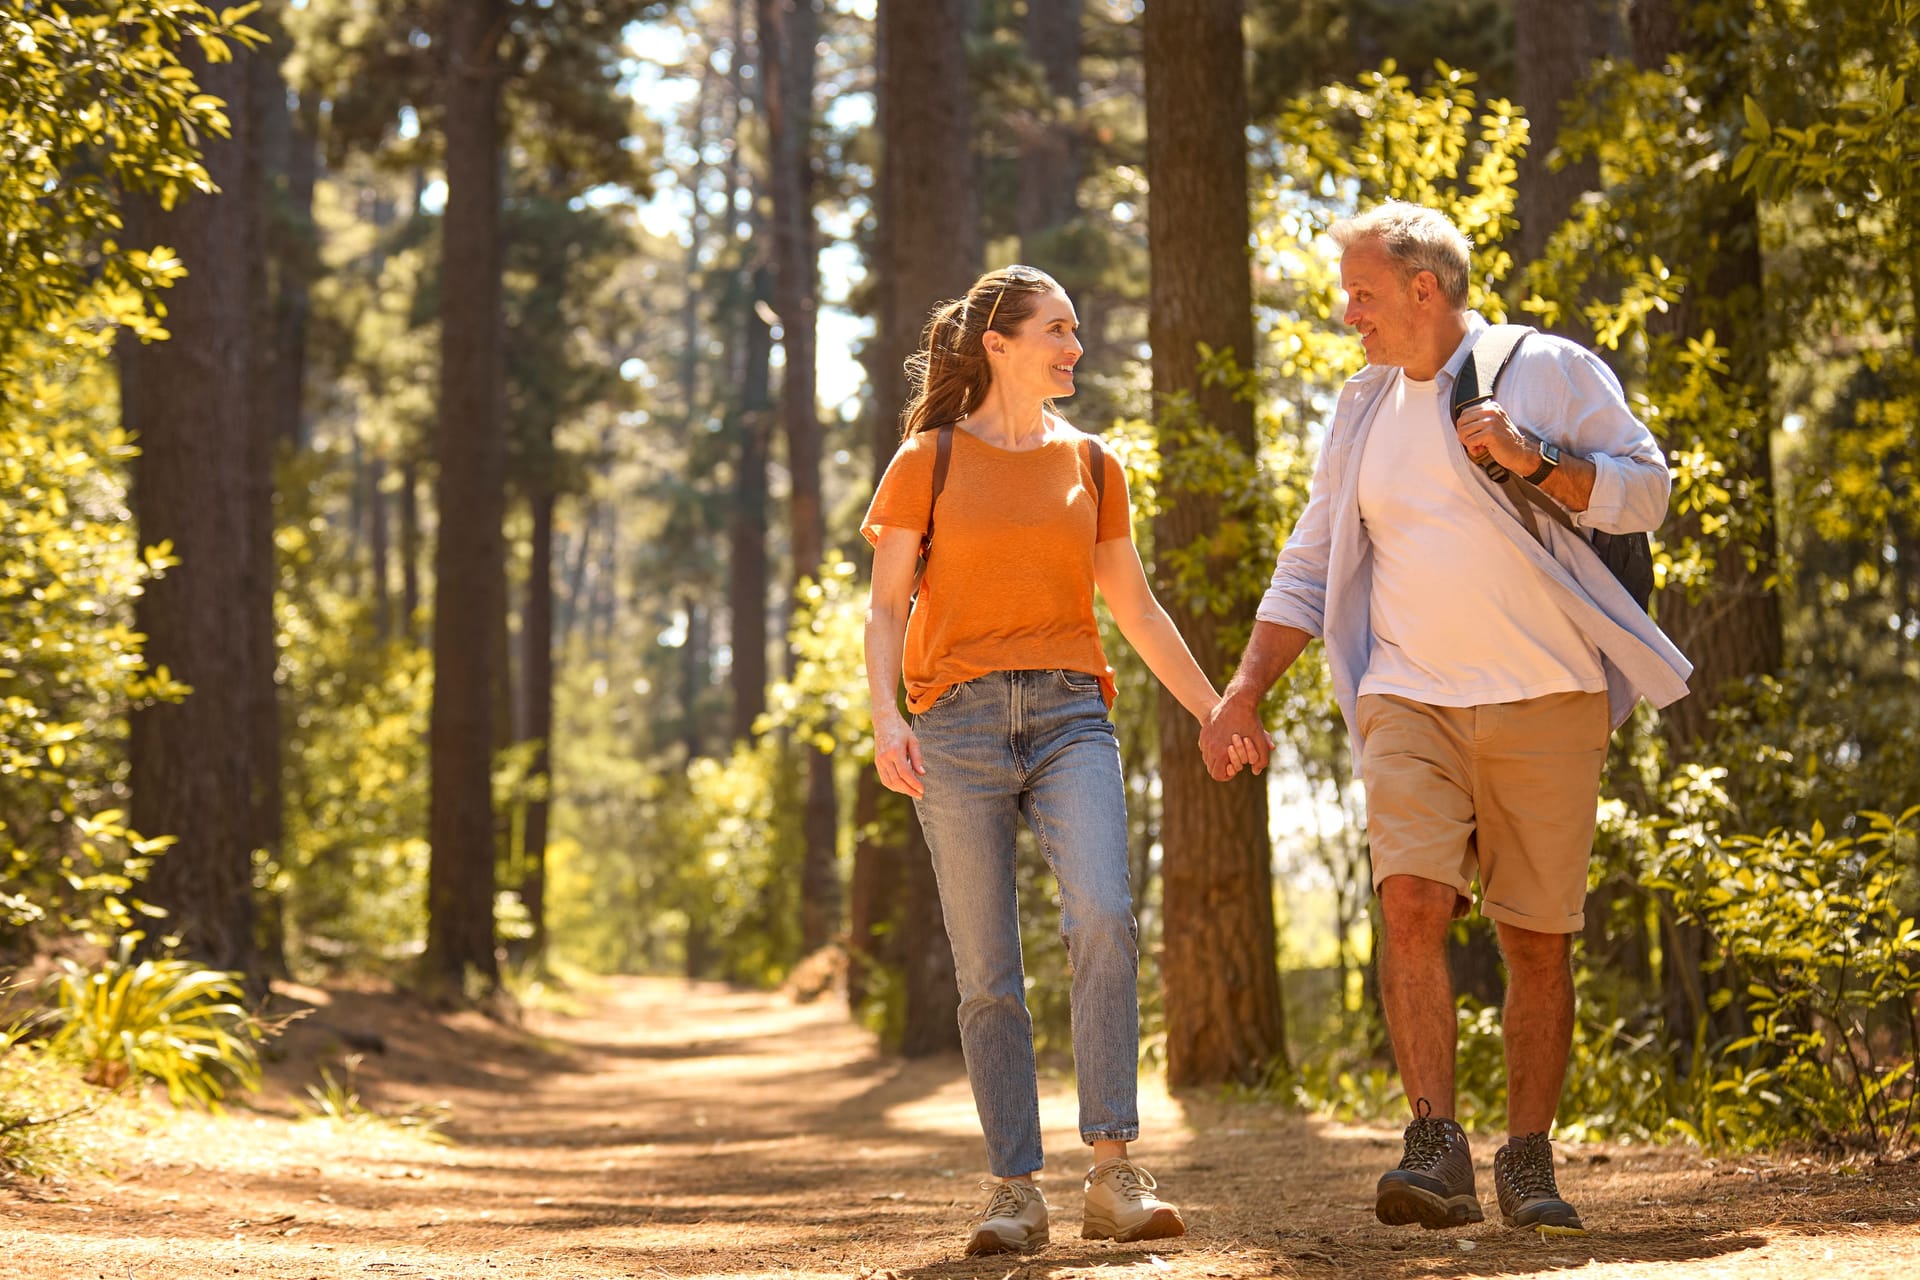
[1329,201,1473,309]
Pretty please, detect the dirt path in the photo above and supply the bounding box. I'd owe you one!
[3,977,1917,1278]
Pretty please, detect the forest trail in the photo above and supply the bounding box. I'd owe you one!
[3,976,1917,1279]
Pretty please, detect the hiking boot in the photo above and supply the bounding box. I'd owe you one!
[1375,1100,1484,1229]
[964,1179,1049,1255]
[1494,1133,1587,1236]
[1081,1158,1187,1242]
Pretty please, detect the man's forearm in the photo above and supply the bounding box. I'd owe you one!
[1222,620,1314,706]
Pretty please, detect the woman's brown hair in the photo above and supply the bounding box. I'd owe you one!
[900,264,1061,438]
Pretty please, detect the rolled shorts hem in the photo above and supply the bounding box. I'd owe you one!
[1082,1128,1139,1145]
[1370,859,1472,904]
[1478,898,1585,935]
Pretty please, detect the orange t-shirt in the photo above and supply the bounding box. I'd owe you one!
[862,425,1132,713]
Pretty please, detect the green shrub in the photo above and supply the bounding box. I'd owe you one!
[52,936,264,1108]
[1647,799,1920,1151]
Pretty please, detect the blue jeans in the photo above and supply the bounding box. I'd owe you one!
[911,668,1141,1178]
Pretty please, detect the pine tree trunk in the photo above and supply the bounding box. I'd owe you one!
[423,0,507,1000]
[1513,0,1605,272]
[875,0,977,1057]
[1629,0,1783,746]
[729,268,775,743]
[1145,0,1288,1086]
[521,486,555,961]
[759,0,840,956]
[400,457,422,637]
[1018,0,1083,252]
[120,44,265,988]
[1629,0,1781,1055]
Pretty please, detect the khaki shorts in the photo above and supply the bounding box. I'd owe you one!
[1357,690,1610,934]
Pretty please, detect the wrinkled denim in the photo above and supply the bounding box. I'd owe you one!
[912,668,1140,1178]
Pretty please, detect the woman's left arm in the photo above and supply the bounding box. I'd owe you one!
[1092,536,1222,725]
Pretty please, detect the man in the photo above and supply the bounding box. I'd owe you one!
[1201,201,1690,1235]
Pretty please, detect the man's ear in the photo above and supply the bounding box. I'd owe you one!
[1412,269,1437,306]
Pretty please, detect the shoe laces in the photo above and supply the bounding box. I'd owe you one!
[977,1180,1032,1221]
[1399,1099,1458,1172]
[1501,1133,1561,1200]
[1093,1159,1159,1202]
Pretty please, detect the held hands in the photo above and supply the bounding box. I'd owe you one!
[1454,399,1537,476]
[872,714,926,798]
[1199,694,1273,782]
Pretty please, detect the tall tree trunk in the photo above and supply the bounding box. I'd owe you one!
[1631,0,1783,746]
[423,0,507,1000]
[759,0,839,956]
[369,453,393,639]
[520,485,555,962]
[1629,0,1781,1056]
[400,456,422,637]
[120,44,265,988]
[729,266,775,743]
[873,0,978,1057]
[1018,0,1084,253]
[1145,0,1288,1086]
[1513,0,1605,273]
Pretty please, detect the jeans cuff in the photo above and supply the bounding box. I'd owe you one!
[1082,1128,1140,1144]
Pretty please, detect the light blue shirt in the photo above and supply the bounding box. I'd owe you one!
[1255,313,1694,753]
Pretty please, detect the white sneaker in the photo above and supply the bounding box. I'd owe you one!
[965,1179,1049,1255]
[1081,1158,1187,1242]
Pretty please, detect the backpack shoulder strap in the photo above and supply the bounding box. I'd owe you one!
[922,425,955,556]
[1450,323,1535,422]
[1085,435,1107,525]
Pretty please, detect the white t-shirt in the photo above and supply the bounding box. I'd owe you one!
[1355,371,1606,705]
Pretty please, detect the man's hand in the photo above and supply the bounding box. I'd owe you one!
[1454,399,1537,477]
[872,714,926,798]
[1200,693,1270,780]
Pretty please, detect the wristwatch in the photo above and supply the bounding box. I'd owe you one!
[1525,440,1562,485]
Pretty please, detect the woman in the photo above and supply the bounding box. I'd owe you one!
[862,265,1252,1256]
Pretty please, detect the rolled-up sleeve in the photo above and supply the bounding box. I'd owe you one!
[1519,344,1670,535]
[1255,440,1336,637]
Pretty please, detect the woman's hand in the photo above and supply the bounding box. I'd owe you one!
[1219,731,1271,778]
[873,713,927,798]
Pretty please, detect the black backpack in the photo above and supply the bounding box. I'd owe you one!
[911,425,1108,594]
[1450,325,1657,612]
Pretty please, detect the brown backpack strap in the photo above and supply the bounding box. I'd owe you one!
[920,425,955,563]
[1085,435,1107,527]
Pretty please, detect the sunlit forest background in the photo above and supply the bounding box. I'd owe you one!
[3,0,1916,1164]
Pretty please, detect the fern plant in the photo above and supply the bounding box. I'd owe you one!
[52,936,263,1109]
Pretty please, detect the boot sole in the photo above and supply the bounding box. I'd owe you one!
[1375,1181,1484,1230]
[1502,1210,1587,1237]
[1081,1208,1187,1242]
[965,1225,1049,1256]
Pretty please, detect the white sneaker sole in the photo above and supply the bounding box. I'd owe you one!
[1081,1207,1186,1242]
[965,1224,1049,1255]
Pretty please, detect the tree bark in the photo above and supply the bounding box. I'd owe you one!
[423,0,508,1000]
[1513,0,1605,272]
[872,0,978,1057]
[1628,0,1781,1059]
[400,456,422,637]
[758,0,840,956]
[120,44,266,988]
[520,485,555,961]
[1144,0,1288,1086]
[1629,0,1783,748]
[729,266,775,743]
[1018,0,1084,253]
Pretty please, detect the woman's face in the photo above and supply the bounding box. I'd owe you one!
[990,287,1083,400]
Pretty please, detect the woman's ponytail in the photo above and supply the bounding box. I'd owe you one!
[898,265,1060,439]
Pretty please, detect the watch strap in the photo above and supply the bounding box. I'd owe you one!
[1525,442,1560,485]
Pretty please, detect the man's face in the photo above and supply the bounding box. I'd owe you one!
[1340,240,1425,370]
